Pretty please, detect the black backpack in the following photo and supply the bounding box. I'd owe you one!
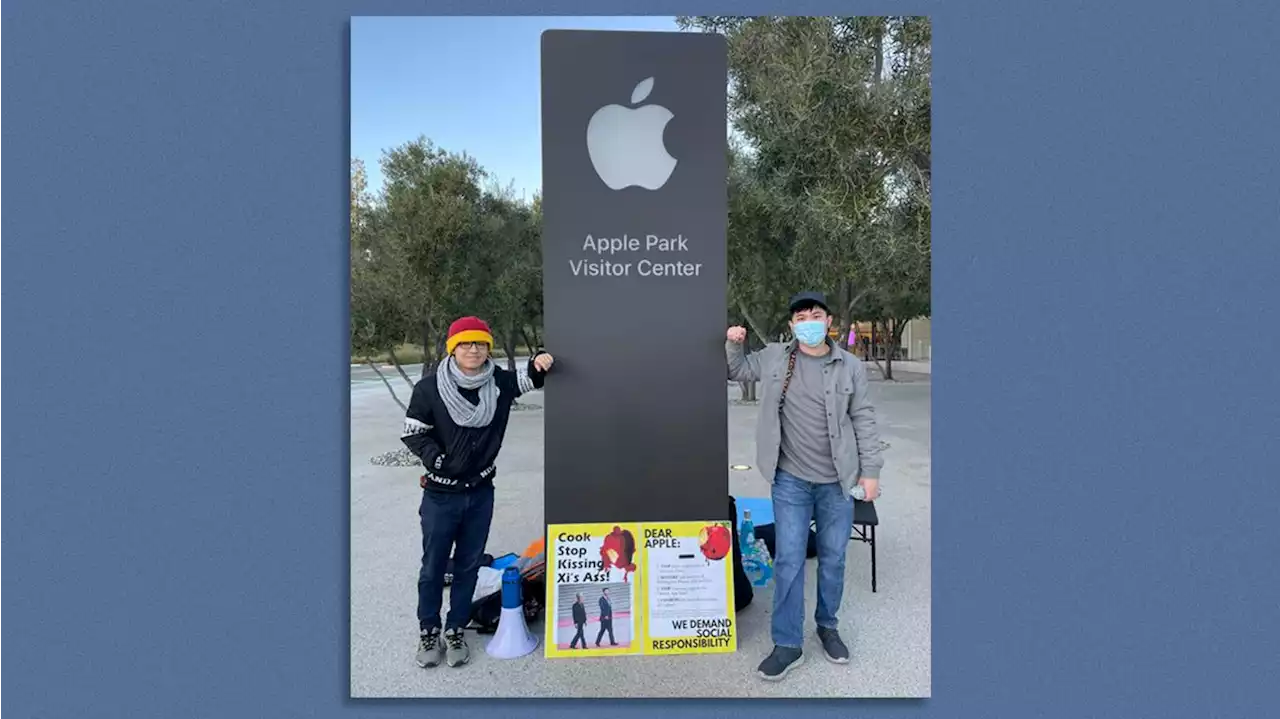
[441,553,494,586]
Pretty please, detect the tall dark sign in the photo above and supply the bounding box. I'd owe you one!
[540,30,728,525]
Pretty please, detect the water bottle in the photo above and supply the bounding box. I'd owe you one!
[850,485,882,501]
[755,538,773,569]
[742,541,762,586]
[752,539,773,587]
[739,509,756,554]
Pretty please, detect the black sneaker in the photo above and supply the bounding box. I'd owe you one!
[816,626,850,664]
[415,628,444,668]
[757,645,805,681]
[444,627,470,667]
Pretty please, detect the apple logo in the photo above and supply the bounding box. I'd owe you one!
[586,77,677,191]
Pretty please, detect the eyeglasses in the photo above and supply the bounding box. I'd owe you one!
[456,342,489,351]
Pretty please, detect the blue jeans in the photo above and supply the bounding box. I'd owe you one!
[417,485,495,631]
[770,469,855,649]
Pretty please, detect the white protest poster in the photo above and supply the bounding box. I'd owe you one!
[640,521,736,655]
[544,523,644,658]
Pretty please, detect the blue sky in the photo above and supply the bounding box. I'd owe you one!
[351,16,686,202]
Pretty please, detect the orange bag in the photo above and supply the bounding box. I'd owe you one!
[517,536,546,579]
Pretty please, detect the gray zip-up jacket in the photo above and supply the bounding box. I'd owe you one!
[726,338,884,496]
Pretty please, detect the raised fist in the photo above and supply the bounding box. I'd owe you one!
[726,326,747,344]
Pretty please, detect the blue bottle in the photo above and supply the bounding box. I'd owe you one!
[740,508,756,555]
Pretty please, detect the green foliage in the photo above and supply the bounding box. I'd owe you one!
[350,157,404,358]
[354,18,930,384]
[726,142,800,344]
[350,139,543,376]
[684,16,931,344]
[468,182,543,369]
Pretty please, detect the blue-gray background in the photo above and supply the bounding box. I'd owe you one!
[4,1,1278,717]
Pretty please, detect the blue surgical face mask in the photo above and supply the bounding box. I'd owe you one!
[793,320,828,347]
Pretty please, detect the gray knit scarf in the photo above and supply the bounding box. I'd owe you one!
[436,356,498,428]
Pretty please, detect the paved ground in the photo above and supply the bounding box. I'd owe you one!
[349,372,931,698]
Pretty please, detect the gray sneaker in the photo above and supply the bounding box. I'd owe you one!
[817,626,850,664]
[444,627,470,667]
[415,628,444,668]
[757,645,805,681]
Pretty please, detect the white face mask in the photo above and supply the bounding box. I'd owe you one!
[793,320,827,346]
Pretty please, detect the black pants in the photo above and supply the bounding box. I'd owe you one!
[596,618,616,646]
[417,484,495,632]
[570,623,587,648]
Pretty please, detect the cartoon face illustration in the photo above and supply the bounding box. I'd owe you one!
[600,526,637,583]
[699,523,731,561]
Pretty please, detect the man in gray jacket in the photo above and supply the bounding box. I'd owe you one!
[726,290,884,681]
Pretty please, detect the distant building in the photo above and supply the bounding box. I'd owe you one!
[848,318,931,362]
[901,317,931,362]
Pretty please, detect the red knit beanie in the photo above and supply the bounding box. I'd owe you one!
[446,316,494,355]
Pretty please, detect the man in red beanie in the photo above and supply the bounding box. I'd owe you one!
[400,316,554,669]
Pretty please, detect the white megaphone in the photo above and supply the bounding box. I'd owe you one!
[485,566,540,659]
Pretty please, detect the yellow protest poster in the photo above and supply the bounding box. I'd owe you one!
[544,523,645,658]
[639,521,737,655]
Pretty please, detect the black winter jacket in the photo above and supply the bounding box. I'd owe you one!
[401,354,547,493]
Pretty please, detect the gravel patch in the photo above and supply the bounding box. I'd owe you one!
[370,448,421,467]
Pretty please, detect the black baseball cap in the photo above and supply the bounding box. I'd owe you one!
[788,290,830,315]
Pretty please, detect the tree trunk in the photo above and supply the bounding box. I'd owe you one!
[388,346,415,389]
[885,317,911,382]
[739,381,758,402]
[883,341,894,381]
[837,280,852,334]
[869,321,889,380]
[503,320,518,372]
[421,317,438,377]
[367,361,407,412]
[519,326,537,355]
[843,287,871,328]
[735,298,772,349]
[873,21,885,83]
